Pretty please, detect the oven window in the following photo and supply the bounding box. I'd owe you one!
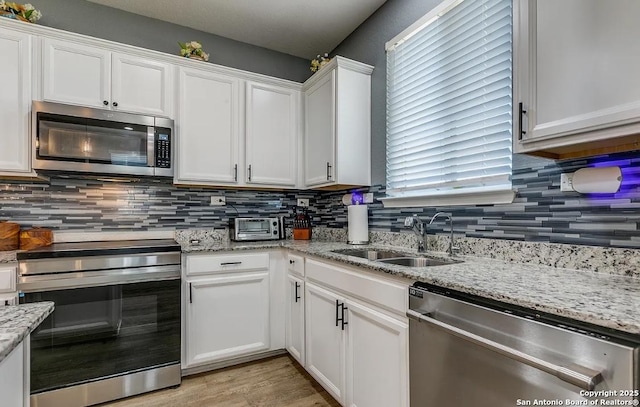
[22,279,180,394]
[239,220,270,234]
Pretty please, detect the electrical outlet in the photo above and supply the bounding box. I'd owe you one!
[560,173,575,192]
[210,196,226,206]
[297,198,309,207]
[363,193,374,203]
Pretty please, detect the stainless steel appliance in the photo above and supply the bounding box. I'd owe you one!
[230,217,284,241]
[17,239,182,407]
[408,282,639,406]
[32,101,173,177]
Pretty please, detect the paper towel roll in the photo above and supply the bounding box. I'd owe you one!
[348,205,369,244]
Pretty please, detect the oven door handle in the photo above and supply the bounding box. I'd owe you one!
[406,309,603,391]
[18,264,180,292]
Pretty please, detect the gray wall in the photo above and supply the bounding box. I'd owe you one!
[331,0,443,185]
[28,0,311,82]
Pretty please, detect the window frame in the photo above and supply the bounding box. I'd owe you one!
[381,0,516,208]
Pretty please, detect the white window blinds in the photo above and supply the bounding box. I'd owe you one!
[385,0,513,199]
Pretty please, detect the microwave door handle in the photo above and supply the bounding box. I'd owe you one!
[147,127,155,167]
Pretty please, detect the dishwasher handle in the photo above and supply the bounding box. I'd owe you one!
[407,309,603,391]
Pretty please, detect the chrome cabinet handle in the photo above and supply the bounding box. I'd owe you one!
[220,261,242,266]
[234,164,238,181]
[248,165,252,181]
[406,310,603,391]
[326,162,332,181]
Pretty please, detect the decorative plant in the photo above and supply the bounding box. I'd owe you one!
[310,53,331,73]
[0,1,42,23]
[178,41,209,62]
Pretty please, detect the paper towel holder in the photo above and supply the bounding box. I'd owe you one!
[571,166,622,194]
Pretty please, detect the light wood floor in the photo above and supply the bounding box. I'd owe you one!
[100,355,341,407]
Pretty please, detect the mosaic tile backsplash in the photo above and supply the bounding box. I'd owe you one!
[1,150,640,249]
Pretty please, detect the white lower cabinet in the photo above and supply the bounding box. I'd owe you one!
[183,252,282,370]
[305,282,346,404]
[185,271,270,367]
[346,300,408,407]
[302,258,410,407]
[0,339,28,407]
[285,272,305,365]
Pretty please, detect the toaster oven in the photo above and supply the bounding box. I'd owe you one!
[230,217,285,241]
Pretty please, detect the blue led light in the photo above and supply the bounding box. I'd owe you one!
[351,191,364,205]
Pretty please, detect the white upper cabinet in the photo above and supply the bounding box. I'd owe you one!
[304,56,373,189]
[42,38,173,117]
[514,0,640,159]
[176,67,240,185]
[0,27,32,175]
[245,81,299,187]
[111,53,173,116]
[304,71,335,186]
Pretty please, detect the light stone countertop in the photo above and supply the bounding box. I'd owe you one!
[182,239,640,336]
[0,302,54,363]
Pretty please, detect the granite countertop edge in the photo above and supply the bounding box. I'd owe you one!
[0,302,54,363]
[182,240,640,337]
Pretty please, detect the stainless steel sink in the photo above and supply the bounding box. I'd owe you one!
[377,257,458,267]
[331,249,461,267]
[331,249,413,260]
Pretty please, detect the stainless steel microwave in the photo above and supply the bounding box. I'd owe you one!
[32,101,174,177]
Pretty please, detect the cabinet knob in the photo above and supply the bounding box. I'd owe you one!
[112,102,119,107]
[289,259,295,264]
[103,100,109,106]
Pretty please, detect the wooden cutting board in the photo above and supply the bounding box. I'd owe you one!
[20,228,53,250]
[0,222,20,251]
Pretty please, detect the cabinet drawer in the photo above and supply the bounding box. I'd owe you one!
[287,254,304,276]
[0,266,16,293]
[306,258,408,316]
[186,252,269,276]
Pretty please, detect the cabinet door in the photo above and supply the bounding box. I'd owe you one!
[305,282,345,404]
[43,38,111,108]
[245,82,298,187]
[346,300,408,407]
[304,70,335,187]
[516,0,640,150]
[176,68,240,184]
[285,273,305,365]
[0,341,24,407]
[185,271,270,367]
[111,53,173,117]
[0,28,31,173]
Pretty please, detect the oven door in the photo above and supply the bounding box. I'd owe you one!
[21,277,180,396]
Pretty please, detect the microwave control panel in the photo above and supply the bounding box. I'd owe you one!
[156,133,171,168]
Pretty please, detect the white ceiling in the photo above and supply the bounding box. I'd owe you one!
[86,0,387,59]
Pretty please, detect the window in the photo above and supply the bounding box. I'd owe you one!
[382,0,515,207]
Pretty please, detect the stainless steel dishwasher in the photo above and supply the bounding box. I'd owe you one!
[408,282,639,406]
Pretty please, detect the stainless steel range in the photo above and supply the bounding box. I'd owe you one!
[17,239,181,407]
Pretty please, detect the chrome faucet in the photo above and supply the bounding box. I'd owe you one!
[404,214,427,252]
[428,212,459,256]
